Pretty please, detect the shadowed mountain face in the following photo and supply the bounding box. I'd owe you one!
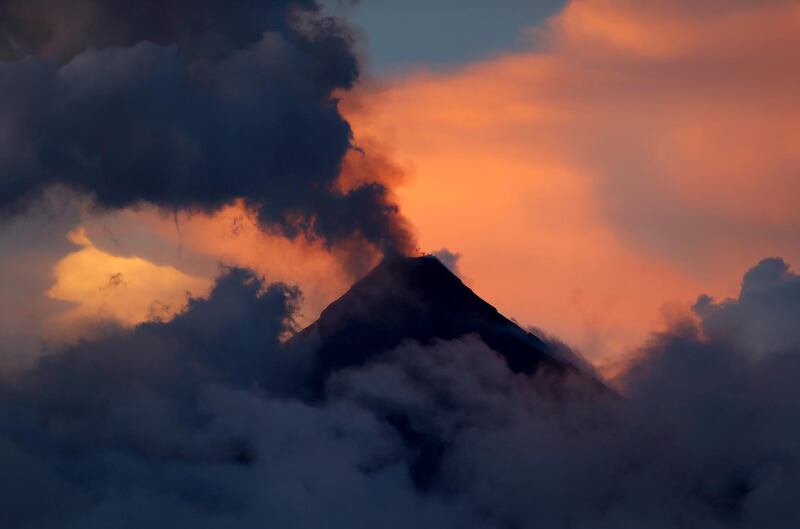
[290,255,600,395]
[288,254,609,488]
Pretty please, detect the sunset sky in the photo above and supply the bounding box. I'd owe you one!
[2,0,799,375]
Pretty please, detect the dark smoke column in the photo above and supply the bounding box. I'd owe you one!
[0,0,413,254]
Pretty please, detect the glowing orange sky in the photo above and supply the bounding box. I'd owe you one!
[37,0,800,374]
[341,0,800,370]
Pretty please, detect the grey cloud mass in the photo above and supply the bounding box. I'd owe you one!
[694,257,800,358]
[0,0,413,253]
[1,257,800,527]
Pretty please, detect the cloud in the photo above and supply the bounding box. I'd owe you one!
[78,203,371,326]
[693,257,800,358]
[0,196,379,370]
[0,266,457,528]
[46,226,211,330]
[0,191,84,373]
[431,248,461,276]
[332,258,800,528]
[3,256,800,527]
[0,0,413,254]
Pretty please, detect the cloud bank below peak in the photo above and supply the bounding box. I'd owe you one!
[2,256,800,527]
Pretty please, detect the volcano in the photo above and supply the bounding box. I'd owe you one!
[289,254,604,396]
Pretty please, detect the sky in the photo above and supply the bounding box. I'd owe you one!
[341,0,800,371]
[322,0,566,73]
[2,1,800,528]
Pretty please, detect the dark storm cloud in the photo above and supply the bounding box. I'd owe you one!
[0,0,307,62]
[0,0,413,253]
[4,257,800,528]
[0,267,459,528]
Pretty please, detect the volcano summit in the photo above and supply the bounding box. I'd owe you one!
[289,254,607,398]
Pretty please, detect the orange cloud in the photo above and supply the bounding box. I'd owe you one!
[140,205,359,326]
[35,204,362,350]
[343,0,800,372]
[47,227,211,334]
[75,204,361,329]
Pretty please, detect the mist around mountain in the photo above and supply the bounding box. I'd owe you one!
[1,255,800,528]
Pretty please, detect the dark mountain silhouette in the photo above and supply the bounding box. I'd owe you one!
[289,254,605,395]
[287,254,609,489]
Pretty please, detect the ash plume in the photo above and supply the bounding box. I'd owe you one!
[0,0,414,254]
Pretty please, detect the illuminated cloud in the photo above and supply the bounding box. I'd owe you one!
[47,227,211,331]
[79,204,365,327]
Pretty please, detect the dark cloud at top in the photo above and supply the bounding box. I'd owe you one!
[2,257,800,527]
[0,0,414,254]
[0,0,313,62]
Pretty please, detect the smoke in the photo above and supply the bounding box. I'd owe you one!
[431,248,461,276]
[1,257,800,527]
[0,0,414,254]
